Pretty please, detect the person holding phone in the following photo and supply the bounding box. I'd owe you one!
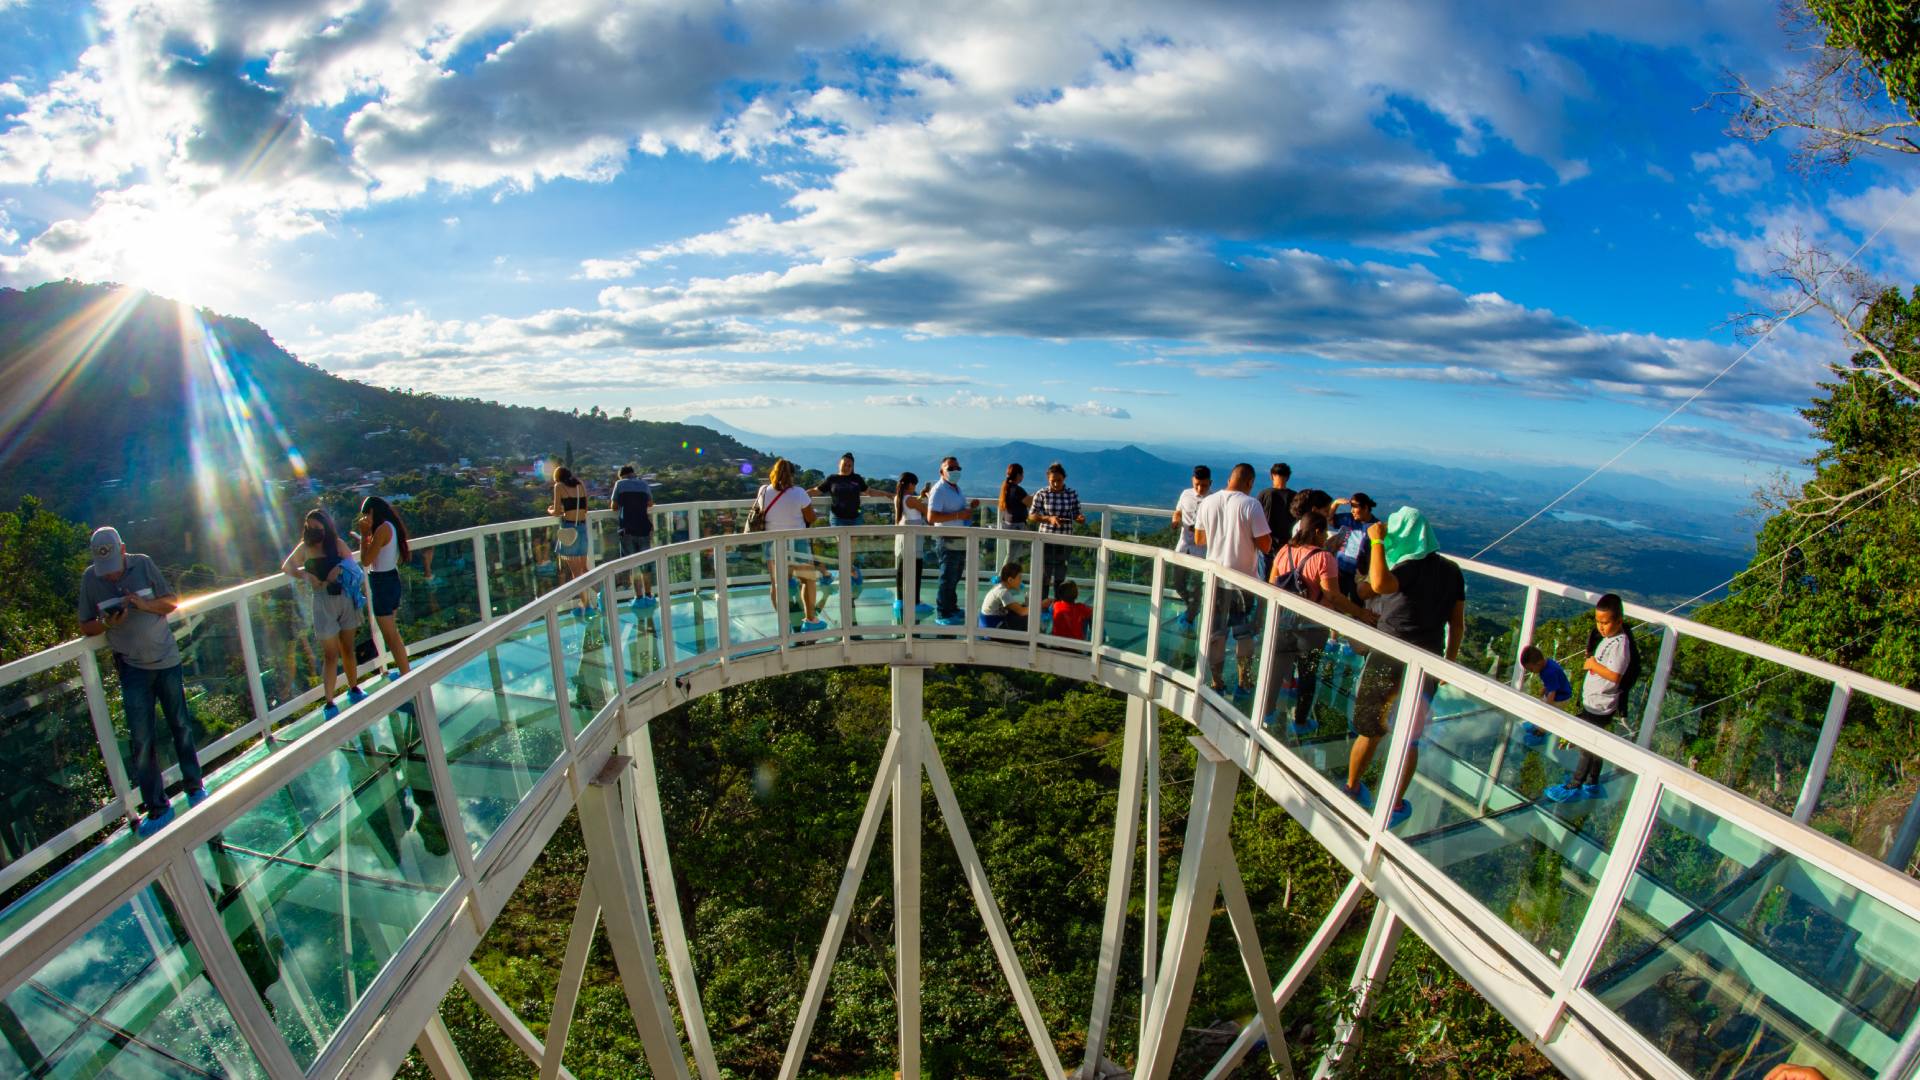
[79,526,206,838]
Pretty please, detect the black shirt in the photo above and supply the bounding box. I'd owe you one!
[1368,552,1465,654]
[818,473,868,519]
[1257,486,1296,541]
[1002,482,1029,525]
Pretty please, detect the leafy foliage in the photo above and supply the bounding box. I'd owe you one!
[1808,0,1920,118]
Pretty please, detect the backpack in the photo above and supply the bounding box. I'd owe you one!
[1270,544,1321,630]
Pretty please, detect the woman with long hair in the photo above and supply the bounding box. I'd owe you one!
[1262,489,1373,734]
[281,508,365,718]
[755,458,823,630]
[357,495,413,676]
[892,471,934,620]
[548,465,594,615]
[998,463,1030,529]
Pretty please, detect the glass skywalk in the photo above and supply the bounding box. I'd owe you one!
[2,498,1918,1079]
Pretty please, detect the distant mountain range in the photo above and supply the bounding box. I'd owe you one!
[685,414,1759,606]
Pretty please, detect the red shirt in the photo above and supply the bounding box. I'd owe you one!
[1051,601,1092,640]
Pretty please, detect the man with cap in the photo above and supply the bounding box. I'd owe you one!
[925,456,980,625]
[78,526,206,837]
[1330,493,1378,603]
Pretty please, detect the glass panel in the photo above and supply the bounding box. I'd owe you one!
[1587,791,1920,1080]
[615,556,667,685]
[976,536,1032,640]
[558,600,616,727]
[192,705,457,1068]
[394,537,482,647]
[1808,693,1920,866]
[1156,557,1203,672]
[248,584,318,716]
[485,528,545,618]
[721,538,778,651]
[1461,573,1527,682]
[1,882,267,1078]
[1651,640,1826,818]
[1097,550,1151,658]
[171,604,256,758]
[1394,681,1640,962]
[0,660,114,878]
[1103,509,1171,547]
[663,542,717,666]
[849,532,905,637]
[428,620,564,856]
[912,531,971,637]
[1197,574,1260,711]
[788,533,840,637]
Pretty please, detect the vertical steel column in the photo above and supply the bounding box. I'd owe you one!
[1795,682,1853,822]
[232,598,275,745]
[1088,544,1110,675]
[542,878,600,1080]
[414,1015,475,1080]
[1136,737,1240,1080]
[473,535,492,620]
[1218,858,1291,1080]
[1637,626,1679,748]
[577,755,692,1080]
[625,728,720,1080]
[892,665,924,1079]
[1138,689,1161,1044]
[1310,903,1404,1080]
[77,649,138,824]
[1080,694,1149,1079]
[1509,586,1540,691]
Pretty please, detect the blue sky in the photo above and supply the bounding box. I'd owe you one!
[3,1,1918,496]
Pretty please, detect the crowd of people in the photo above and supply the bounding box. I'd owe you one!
[75,449,1634,841]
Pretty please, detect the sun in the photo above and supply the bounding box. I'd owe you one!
[109,197,251,309]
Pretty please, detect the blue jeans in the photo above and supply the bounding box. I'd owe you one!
[118,660,204,815]
[831,514,861,528]
[937,538,965,617]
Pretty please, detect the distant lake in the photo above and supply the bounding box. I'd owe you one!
[1549,510,1654,532]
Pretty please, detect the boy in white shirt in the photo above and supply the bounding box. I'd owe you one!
[979,561,1029,631]
[1545,593,1639,803]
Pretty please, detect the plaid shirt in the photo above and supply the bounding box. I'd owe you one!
[1030,486,1081,534]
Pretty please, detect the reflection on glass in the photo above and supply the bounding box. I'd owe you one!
[849,534,904,638]
[428,620,564,855]
[1,882,267,1078]
[1587,791,1920,1079]
[1098,551,1152,659]
[1156,559,1202,672]
[0,660,113,880]
[1395,684,1638,961]
[396,538,482,647]
[191,706,457,1068]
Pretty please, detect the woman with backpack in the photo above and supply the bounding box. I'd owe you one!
[755,458,825,631]
[281,508,366,719]
[1262,490,1373,734]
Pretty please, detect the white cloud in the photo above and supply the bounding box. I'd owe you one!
[864,394,930,407]
[326,291,383,313]
[1691,144,1775,196]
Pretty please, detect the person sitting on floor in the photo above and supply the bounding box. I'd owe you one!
[1049,579,1092,640]
[979,560,1029,631]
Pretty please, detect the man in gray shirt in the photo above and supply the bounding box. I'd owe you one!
[78,526,206,836]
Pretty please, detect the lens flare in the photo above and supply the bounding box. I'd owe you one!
[177,307,302,569]
[0,288,147,468]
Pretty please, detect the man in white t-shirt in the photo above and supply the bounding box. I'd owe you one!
[1193,463,1273,691]
[1168,465,1211,629]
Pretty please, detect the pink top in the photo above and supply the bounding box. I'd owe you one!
[1270,543,1335,602]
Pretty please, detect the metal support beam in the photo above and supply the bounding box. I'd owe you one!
[1202,876,1366,1080]
[1795,683,1852,822]
[779,731,902,1080]
[1312,903,1404,1080]
[1139,690,1162,1046]
[1136,737,1241,1080]
[629,727,721,1080]
[923,723,1069,1080]
[577,755,692,1080]
[414,1015,474,1080]
[1637,626,1679,748]
[1510,586,1540,691]
[1219,857,1292,1079]
[1080,694,1149,1079]
[542,879,601,1080]
[893,666,924,1080]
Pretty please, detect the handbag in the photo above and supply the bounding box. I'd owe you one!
[744,487,785,533]
[556,524,580,547]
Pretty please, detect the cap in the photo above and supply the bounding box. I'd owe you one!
[1351,492,1375,508]
[89,526,126,575]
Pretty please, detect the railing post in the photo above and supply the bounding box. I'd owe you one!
[544,609,578,751]
[77,648,138,825]
[1637,625,1679,748]
[1509,586,1540,690]
[1795,683,1852,823]
[1144,556,1166,669]
[473,535,492,620]
[1088,543,1110,670]
[232,597,275,747]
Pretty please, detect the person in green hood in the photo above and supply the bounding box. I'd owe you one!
[1346,506,1465,829]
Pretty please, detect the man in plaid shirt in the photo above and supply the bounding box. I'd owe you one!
[1030,462,1084,603]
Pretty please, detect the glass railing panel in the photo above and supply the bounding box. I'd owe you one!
[614,555,667,685]
[785,533,840,638]
[395,537,482,646]
[484,527,546,618]
[1394,681,1641,964]
[1650,641,1827,818]
[1097,550,1151,659]
[557,605,616,725]
[1461,573,1527,681]
[1197,576,1261,727]
[427,619,564,856]
[1252,606,1336,736]
[167,603,257,763]
[1806,693,1920,868]
[975,535,1032,640]
[662,543,717,666]
[190,705,457,1069]
[912,531,971,636]
[849,532,905,637]
[698,507,739,540]
[721,538,778,651]
[1156,559,1203,672]
[0,660,114,882]
[1104,510,1172,548]
[1,880,268,1078]
[1586,790,1920,1079]
[246,584,317,719]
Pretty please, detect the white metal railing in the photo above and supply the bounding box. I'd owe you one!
[1,498,1917,1080]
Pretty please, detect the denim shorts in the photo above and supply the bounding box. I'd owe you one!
[554,523,589,558]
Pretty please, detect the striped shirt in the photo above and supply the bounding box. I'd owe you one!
[1030,486,1081,534]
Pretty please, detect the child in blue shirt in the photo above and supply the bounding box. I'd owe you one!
[1519,643,1573,746]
